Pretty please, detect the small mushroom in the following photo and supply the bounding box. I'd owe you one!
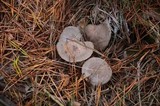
[59,26,83,42]
[82,57,112,86]
[84,19,111,51]
[56,40,94,62]
[57,26,94,62]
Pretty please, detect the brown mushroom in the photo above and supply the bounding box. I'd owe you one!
[56,40,94,63]
[82,57,112,86]
[84,19,111,51]
[57,26,94,62]
[59,26,83,42]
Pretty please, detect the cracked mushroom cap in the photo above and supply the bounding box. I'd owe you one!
[84,19,111,51]
[56,40,94,63]
[59,26,83,42]
[82,57,112,86]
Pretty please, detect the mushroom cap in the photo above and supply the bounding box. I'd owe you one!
[59,26,83,42]
[84,20,111,51]
[82,57,112,86]
[56,40,94,62]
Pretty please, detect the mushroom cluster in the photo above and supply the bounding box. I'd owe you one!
[56,19,112,86]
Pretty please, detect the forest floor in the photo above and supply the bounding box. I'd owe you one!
[0,0,160,106]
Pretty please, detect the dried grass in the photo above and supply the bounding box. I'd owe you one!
[0,0,160,106]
